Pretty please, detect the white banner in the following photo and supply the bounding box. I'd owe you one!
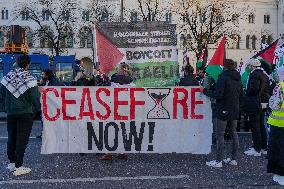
[41,87,212,154]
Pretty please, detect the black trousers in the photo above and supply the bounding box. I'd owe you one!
[249,111,267,152]
[7,114,33,168]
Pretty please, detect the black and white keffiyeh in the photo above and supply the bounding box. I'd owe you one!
[1,68,37,98]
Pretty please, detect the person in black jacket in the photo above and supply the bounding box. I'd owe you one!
[244,59,271,156]
[179,64,199,86]
[39,69,58,86]
[201,59,242,168]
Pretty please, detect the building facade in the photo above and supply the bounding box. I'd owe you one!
[0,0,283,69]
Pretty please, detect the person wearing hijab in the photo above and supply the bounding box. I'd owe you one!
[267,66,284,185]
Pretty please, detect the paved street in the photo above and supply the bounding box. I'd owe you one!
[0,121,281,189]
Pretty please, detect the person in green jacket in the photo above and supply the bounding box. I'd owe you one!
[0,55,40,176]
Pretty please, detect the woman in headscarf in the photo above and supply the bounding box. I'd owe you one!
[267,66,284,185]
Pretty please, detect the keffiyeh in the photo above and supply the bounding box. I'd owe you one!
[1,68,37,98]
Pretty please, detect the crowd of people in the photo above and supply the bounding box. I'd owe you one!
[0,54,284,186]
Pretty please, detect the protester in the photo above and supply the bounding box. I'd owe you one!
[0,55,40,176]
[39,69,58,86]
[244,59,271,156]
[196,68,205,85]
[99,62,133,161]
[203,73,217,144]
[201,59,242,168]
[179,64,199,86]
[267,66,284,185]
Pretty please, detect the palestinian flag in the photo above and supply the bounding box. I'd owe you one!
[95,27,124,74]
[197,49,205,68]
[252,39,278,65]
[205,37,226,81]
[241,40,279,87]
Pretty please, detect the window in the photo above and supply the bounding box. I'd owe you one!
[232,14,238,23]
[199,14,205,23]
[87,32,93,48]
[130,12,138,22]
[0,31,4,47]
[165,12,172,23]
[248,14,255,24]
[22,11,29,20]
[251,35,257,50]
[282,12,284,23]
[67,34,74,48]
[39,29,53,48]
[1,9,8,20]
[101,9,109,22]
[42,10,50,21]
[246,35,250,49]
[79,27,92,48]
[261,35,267,44]
[56,62,73,83]
[267,35,273,44]
[27,31,33,47]
[82,10,90,21]
[62,11,70,21]
[264,15,270,24]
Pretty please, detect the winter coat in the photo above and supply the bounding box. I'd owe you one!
[246,69,271,103]
[179,74,199,86]
[204,69,243,120]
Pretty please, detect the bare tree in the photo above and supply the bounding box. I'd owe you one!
[13,0,82,56]
[171,0,250,63]
[128,0,164,21]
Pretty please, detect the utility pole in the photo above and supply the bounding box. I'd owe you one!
[120,0,124,22]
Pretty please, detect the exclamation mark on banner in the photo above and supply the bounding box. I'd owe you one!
[147,122,156,151]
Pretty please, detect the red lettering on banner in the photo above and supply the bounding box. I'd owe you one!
[114,88,129,120]
[96,88,111,120]
[173,88,188,119]
[191,88,204,119]
[130,88,145,120]
[42,88,60,121]
[61,88,77,120]
[79,88,94,120]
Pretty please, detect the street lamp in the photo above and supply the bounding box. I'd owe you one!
[120,0,124,22]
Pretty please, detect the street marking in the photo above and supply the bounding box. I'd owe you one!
[0,175,190,185]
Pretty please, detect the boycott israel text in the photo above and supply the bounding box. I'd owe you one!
[41,87,212,154]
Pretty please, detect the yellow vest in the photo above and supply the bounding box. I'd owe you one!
[268,82,284,127]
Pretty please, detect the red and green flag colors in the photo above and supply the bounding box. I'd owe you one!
[205,37,226,81]
[197,49,205,68]
[241,40,279,87]
[252,39,279,65]
[96,28,124,74]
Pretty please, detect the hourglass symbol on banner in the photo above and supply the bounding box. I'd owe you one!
[147,88,171,119]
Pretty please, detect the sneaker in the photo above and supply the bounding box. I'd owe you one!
[223,158,238,166]
[13,167,31,176]
[244,148,261,156]
[244,148,255,154]
[206,160,222,168]
[261,149,267,155]
[273,174,284,185]
[7,163,16,172]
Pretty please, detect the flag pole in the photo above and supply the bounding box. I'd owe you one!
[92,22,98,69]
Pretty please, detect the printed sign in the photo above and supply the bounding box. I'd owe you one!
[97,22,179,87]
[41,87,212,154]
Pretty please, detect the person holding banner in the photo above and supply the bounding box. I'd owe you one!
[201,59,242,168]
[179,64,199,86]
[100,62,134,161]
[0,55,40,176]
[267,66,284,185]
